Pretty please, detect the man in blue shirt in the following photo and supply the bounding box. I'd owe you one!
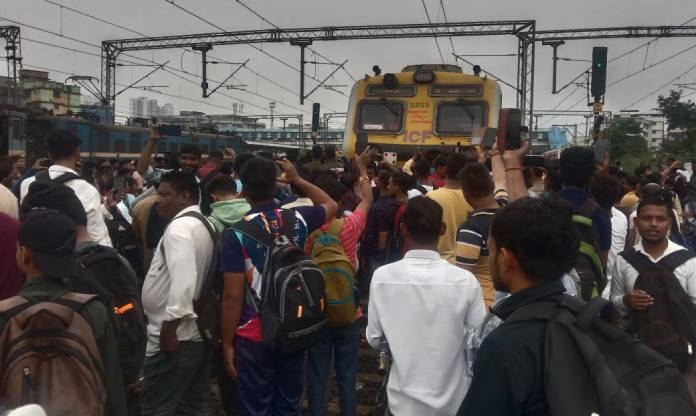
[219,156,337,415]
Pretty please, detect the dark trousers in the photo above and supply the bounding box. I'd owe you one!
[307,324,359,416]
[235,336,305,416]
[141,341,211,416]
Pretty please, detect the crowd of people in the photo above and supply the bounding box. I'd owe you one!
[1,125,696,416]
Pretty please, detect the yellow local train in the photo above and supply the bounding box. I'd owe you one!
[342,64,502,160]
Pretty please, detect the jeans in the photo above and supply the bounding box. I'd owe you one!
[235,336,305,416]
[307,323,360,416]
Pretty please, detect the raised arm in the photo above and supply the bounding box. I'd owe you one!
[136,124,163,176]
[277,158,338,220]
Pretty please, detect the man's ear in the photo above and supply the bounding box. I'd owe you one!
[498,247,520,275]
[439,222,446,237]
[400,222,409,240]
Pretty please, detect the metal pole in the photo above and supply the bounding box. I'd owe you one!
[299,45,306,105]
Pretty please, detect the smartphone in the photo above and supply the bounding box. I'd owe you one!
[498,108,522,151]
[40,158,53,168]
[481,128,498,150]
[158,124,182,137]
[356,133,369,155]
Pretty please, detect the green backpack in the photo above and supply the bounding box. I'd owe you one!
[309,219,357,327]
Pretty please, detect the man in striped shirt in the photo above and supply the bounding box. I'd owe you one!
[455,162,508,307]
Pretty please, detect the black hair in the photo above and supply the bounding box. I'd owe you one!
[635,165,651,178]
[160,170,200,203]
[377,169,393,189]
[645,172,662,185]
[311,145,323,160]
[316,174,347,203]
[234,152,255,174]
[240,156,277,203]
[0,159,11,181]
[257,151,274,160]
[425,149,441,163]
[391,172,415,194]
[491,197,578,282]
[459,162,494,199]
[207,150,223,163]
[207,174,237,196]
[404,196,442,245]
[180,144,202,159]
[590,174,623,211]
[412,159,431,179]
[324,145,337,160]
[219,160,234,176]
[636,195,673,216]
[433,155,447,168]
[625,175,640,188]
[445,152,468,180]
[340,171,357,189]
[21,181,88,226]
[560,147,595,187]
[545,168,562,194]
[46,129,81,161]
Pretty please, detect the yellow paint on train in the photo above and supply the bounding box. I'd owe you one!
[342,64,502,159]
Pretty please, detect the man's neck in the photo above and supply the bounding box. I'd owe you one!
[641,238,670,259]
[470,195,499,210]
[444,179,460,190]
[394,193,408,202]
[407,242,438,251]
[54,160,76,171]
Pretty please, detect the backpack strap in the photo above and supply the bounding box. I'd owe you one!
[416,185,428,195]
[159,211,219,264]
[658,249,695,273]
[0,296,32,318]
[34,169,80,185]
[54,292,99,312]
[229,217,276,248]
[619,248,653,274]
[326,218,345,237]
[577,198,600,219]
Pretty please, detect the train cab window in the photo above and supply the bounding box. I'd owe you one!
[357,101,404,133]
[435,102,486,135]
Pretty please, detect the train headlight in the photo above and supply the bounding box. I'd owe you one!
[383,73,399,88]
[413,70,435,83]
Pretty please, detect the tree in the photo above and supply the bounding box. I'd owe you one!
[605,117,649,171]
[657,90,696,162]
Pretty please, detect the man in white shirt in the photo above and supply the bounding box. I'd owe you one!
[0,159,18,219]
[19,130,112,246]
[367,196,486,416]
[140,170,215,415]
[611,196,696,316]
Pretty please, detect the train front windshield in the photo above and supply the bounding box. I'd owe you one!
[358,101,405,133]
[435,102,486,135]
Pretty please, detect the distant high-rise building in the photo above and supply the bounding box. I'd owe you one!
[158,103,175,117]
[129,97,165,118]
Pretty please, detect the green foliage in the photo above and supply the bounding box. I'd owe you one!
[605,118,649,166]
[657,90,696,162]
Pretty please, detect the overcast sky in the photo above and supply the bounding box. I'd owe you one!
[2,0,695,130]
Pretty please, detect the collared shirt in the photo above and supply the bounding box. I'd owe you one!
[141,205,214,356]
[606,207,628,293]
[0,183,18,220]
[610,240,696,315]
[0,276,127,415]
[367,250,486,416]
[20,165,112,247]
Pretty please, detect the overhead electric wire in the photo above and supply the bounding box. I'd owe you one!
[553,15,696,94]
[420,0,446,65]
[32,2,341,113]
[2,14,335,116]
[621,62,696,110]
[233,0,357,82]
[163,0,347,99]
[439,0,456,62]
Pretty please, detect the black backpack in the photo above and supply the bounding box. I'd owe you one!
[74,245,146,387]
[230,209,327,354]
[34,169,80,187]
[573,198,607,300]
[159,211,222,350]
[105,208,144,282]
[507,295,696,416]
[620,248,696,370]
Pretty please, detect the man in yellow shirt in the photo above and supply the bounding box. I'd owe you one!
[427,153,472,263]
